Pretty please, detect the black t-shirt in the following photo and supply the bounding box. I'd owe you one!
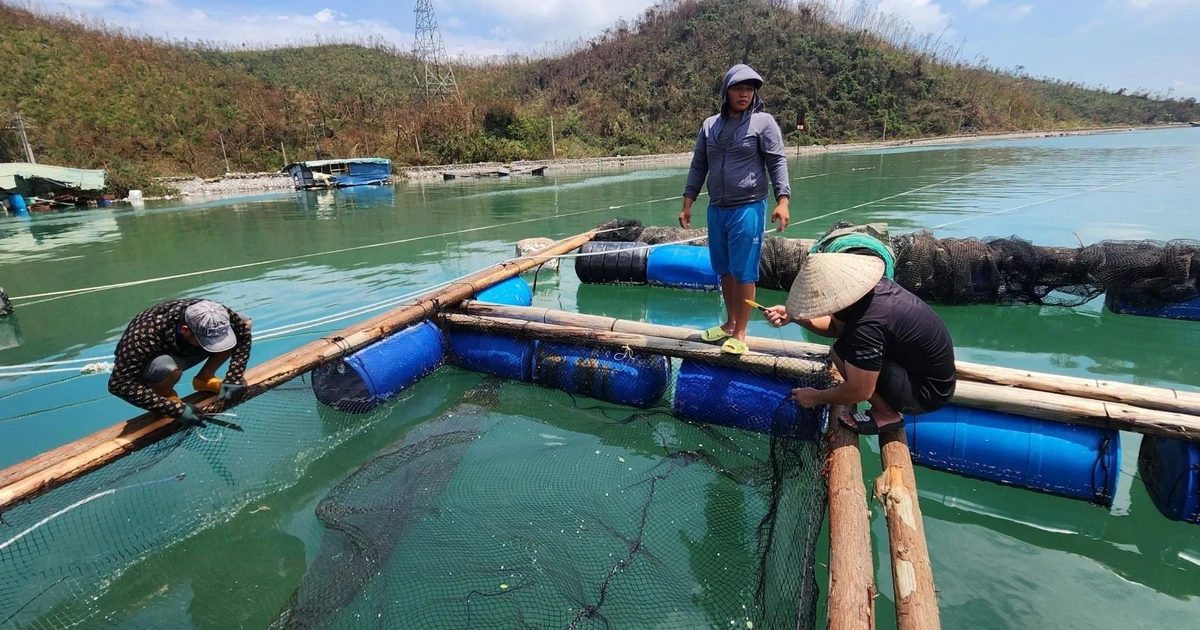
[832,279,957,409]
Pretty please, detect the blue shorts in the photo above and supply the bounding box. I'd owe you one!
[707,199,766,283]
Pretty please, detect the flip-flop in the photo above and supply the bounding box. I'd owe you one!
[837,410,906,436]
[721,338,748,355]
[700,326,732,342]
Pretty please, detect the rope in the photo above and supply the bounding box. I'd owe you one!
[7,204,647,304]
[926,168,1185,231]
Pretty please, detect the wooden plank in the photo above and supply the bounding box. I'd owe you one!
[952,380,1200,441]
[826,404,877,630]
[437,313,828,380]
[459,303,1200,430]
[876,429,941,630]
[0,230,599,511]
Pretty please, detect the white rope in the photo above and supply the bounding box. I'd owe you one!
[925,168,1184,231]
[0,474,186,552]
[7,202,663,303]
[793,169,989,226]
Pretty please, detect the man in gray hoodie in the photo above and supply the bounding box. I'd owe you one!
[680,63,791,354]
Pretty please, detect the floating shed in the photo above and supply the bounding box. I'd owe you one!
[283,158,392,190]
[0,162,107,213]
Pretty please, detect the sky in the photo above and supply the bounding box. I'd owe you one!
[28,0,1200,98]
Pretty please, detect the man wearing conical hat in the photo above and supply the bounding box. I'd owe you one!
[763,253,957,434]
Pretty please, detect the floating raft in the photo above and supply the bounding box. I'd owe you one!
[3,232,1200,630]
[579,220,1200,321]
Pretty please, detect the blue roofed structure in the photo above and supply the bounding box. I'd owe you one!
[282,158,392,190]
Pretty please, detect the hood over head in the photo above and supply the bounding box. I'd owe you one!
[721,64,765,116]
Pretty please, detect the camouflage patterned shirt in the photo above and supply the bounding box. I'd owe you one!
[107,298,252,417]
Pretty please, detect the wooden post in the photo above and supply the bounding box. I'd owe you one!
[550,115,556,159]
[826,404,876,630]
[0,230,599,511]
[15,112,35,164]
[876,429,940,629]
[457,304,1200,422]
[219,131,230,172]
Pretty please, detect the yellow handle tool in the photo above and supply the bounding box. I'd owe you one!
[744,299,770,313]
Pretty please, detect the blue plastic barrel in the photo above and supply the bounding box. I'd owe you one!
[311,321,445,413]
[905,405,1122,506]
[647,245,720,291]
[1138,435,1200,524]
[8,194,28,215]
[473,277,533,306]
[1105,293,1200,322]
[672,361,824,439]
[536,342,670,408]
[446,330,538,382]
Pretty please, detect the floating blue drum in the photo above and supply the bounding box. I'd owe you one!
[8,194,28,215]
[473,276,533,306]
[672,361,824,440]
[647,245,720,291]
[446,331,538,382]
[311,321,446,413]
[1138,435,1200,524]
[905,405,1122,506]
[535,342,670,408]
[1105,293,1200,322]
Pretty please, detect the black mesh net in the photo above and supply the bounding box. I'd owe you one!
[0,310,833,629]
[599,219,1200,307]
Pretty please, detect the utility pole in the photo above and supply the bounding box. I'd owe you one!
[412,0,459,98]
[13,113,35,164]
[218,132,231,173]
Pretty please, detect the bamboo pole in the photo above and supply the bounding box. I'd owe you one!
[876,429,941,630]
[0,230,599,511]
[458,303,1200,426]
[437,313,827,380]
[825,403,876,630]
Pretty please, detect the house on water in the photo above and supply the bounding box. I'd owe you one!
[283,158,392,190]
[1,163,107,213]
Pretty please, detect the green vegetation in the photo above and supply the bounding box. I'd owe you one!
[1,0,1197,194]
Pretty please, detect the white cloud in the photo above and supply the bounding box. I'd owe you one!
[1009,3,1032,20]
[1129,0,1200,9]
[962,0,988,9]
[878,0,953,33]
[453,0,657,47]
[312,8,342,24]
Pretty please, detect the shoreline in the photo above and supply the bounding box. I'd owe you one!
[152,124,1182,199]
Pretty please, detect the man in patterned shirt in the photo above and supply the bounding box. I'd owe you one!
[108,299,252,423]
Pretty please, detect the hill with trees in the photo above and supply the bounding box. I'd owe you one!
[1,0,1196,194]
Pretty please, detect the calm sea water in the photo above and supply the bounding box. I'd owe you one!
[1,128,1198,628]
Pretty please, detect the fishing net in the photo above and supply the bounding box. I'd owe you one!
[0,309,834,629]
[599,219,1200,307]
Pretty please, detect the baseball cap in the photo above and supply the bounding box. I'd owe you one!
[184,300,237,353]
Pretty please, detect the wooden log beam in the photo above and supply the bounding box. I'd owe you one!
[437,313,828,380]
[825,404,877,630]
[876,429,941,630]
[457,303,1200,438]
[0,230,599,512]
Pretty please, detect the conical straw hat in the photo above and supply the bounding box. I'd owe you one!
[785,253,886,320]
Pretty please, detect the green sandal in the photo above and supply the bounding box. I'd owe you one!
[700,326,731,342]
[721,338,748,355]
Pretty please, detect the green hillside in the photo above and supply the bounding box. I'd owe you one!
[1,0,1196,194]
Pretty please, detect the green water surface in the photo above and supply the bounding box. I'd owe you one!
[2,128,1199,628]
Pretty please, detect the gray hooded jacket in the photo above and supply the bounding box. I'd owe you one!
[683,64,791,207]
